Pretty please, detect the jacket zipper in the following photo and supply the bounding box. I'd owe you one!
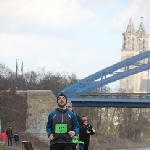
[62,112,63,123]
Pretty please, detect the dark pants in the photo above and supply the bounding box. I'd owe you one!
[79,143,84,150]
[15,140,18,146]
[72,143,77,150]
[79,142,89,150]
[84,143,89,150]
[50,143,72,150]
[8,136,12,146]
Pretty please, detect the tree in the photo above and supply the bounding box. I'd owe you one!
[0,91,27,131]
[0,63,15,90]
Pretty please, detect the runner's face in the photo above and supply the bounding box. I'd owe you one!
[57,96,67,108]
[82,117,87,121]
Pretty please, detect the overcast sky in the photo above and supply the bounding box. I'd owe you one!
[0,0,150,89]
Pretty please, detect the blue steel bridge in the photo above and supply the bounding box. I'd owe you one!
[58,51,150,108]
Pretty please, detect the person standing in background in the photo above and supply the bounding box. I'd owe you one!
[6,126,13,146]
[14,132,19,146]
[66,101,83,150]
[0,130,7,146]
[66,101,83,126]
[79,116,95,150]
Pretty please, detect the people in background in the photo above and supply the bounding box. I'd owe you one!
[46,93,79,150]
[66,101,83,150]
[79,116,95,150]
[6,126,13,146]
[0,130,7,146]
[14,132,19,146]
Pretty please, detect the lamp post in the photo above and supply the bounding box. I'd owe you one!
[15,59,18,90]
[21,62,23,90]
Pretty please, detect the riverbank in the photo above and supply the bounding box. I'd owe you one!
[0,145,44,150]
[89,135,150,149]
[1,134,150,150]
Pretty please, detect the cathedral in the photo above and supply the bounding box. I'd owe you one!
[120,18,149,93]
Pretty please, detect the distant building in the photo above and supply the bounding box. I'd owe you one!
[120,18,149,93]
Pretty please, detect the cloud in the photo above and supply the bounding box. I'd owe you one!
[0,0,97,32]
[111,0,150,33]
[0,0,121,81]
[0,0,149,90]
[0,30,119,79]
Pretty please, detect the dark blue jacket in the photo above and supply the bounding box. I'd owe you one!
[46,108,79,145]
[14,133,19,141]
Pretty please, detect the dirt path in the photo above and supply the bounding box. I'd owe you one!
[3,145,46,150]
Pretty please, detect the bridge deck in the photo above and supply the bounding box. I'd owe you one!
[66,93,150,108]
[69,98,150,108]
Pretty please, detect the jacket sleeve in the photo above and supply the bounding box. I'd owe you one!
[89,125,95,135]
[46,110,56,138]
[76,115,83,126]
[86,124,95,135]
[72,112,79,135]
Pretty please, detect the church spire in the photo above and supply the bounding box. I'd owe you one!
[125,18,135,34]
[137,17,146,36]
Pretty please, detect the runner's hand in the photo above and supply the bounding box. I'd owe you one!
[86,130,90,134]
[68,131,75,137]
[49,134,54,140]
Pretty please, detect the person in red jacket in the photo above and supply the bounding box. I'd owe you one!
[1,130,7,146]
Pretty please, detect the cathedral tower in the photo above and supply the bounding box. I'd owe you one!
[120,18,149,92]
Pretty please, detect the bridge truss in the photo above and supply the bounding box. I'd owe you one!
[58,51,150,108]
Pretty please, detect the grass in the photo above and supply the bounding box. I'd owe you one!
[0,146,16,150]
[0,131,49,150]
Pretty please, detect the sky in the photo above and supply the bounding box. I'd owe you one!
[0,0,150,89]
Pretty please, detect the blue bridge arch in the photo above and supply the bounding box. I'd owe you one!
[58,51,150,108]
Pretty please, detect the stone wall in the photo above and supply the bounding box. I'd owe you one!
[17,90,57,144]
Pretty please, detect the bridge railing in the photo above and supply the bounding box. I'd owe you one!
[58,92,150,99]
